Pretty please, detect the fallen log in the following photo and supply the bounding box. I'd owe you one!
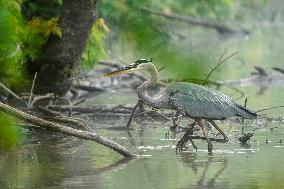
[0,102,135,158]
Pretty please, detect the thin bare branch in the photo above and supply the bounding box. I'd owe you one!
[256,105,284,113]
[0,82,25,104]
[36,105,64,116]
[28,72,37,108]
[30,93,55,107]
[203,51,239,85]
[49,105,133,114]
[73,99,87,106]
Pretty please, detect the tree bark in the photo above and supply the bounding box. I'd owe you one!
[29,0,97,96]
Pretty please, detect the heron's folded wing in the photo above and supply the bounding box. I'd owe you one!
[166,82,237,119]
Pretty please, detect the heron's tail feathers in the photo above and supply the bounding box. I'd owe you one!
[234,103,258,119]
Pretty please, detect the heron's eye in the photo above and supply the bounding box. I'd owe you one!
[128,63,138,68]
[134,59,151,64]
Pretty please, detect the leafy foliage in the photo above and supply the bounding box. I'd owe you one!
[24,17,62,61]
[0,0,26,88]
[0,113,21,150]
[81,18,108,69]
[0,0,62,144]
[0,0,64,89]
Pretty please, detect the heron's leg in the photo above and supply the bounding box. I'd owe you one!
[187,122,198,150]
[172,110,181,127]
[170,110,183,131]
[207,119,229,142]
[176,122,197,152]
[126,99,143,128]
[196,119,213,153]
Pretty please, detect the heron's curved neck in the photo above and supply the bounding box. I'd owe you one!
[137,64,167,109]
[138,64,159,90]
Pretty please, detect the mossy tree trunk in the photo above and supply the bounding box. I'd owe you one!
[28,0,97,96]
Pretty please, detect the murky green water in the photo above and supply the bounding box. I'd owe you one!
[1,83,283,189]
[1,2,284,189]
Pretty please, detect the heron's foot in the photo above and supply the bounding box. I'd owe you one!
[176,129,197,153]
[222,136,230,143]
[191,140,198,151]
[170,125,188,133]
[219,133,230,143]
[176,139,186,153]
[176,138,198,153]
[213,133,229,143]
[208,142,213,154]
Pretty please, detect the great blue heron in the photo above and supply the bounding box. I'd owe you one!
[104,59,257,153]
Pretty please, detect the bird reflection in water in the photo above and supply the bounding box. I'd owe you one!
[180,153,229,189]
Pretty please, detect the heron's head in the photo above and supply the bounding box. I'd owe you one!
[104,59,155,77]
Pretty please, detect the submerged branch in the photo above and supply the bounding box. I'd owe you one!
[0,102,135,157]
[49,104,134,114]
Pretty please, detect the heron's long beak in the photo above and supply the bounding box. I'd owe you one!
[103,66,138,77]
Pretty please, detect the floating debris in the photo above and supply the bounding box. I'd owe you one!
[238,132,253,144]
[265,139,271,144]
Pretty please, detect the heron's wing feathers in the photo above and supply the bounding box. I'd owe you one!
[166,82,252,119]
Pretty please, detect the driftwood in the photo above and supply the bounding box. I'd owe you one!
[223,66,284,87]
[49,104,134,114]
[0,102,135,157]
[273,67,284,74]
[223,73,284,87]
[72,84,105,92]
[0,70,167,156]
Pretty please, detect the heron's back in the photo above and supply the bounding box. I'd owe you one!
[166,82,257,120]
